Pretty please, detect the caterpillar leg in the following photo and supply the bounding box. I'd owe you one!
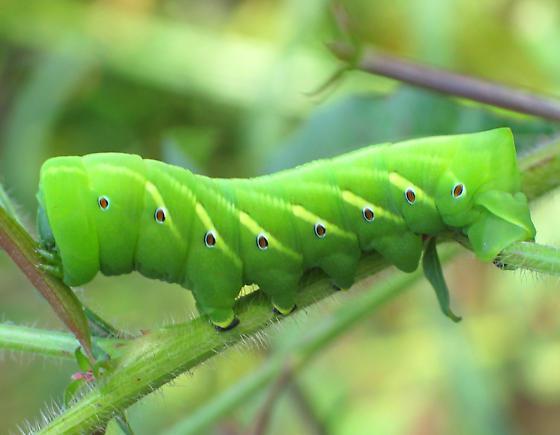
[38,263,64,279]
[267,286,297,316]
[191,289,240,331]
[319,254,359,292]
[36,247,64,279]
[204,305,239,331]
[331,283,350,292]
[186,252,243,331]
[213,315,239,332]
[258,275,299,318]
[272,303,297,316]
[36,247,60,264]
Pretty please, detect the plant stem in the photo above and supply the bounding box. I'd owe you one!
[0,183,23,225]
[38,253,389,434]
[249,361,295,435]
[0,323,79,359]
[329,42,560,122]
[288,382,327,435]
[163,267,422,435]
[520,136,560,199]
[0,207,94,360]
[499,241,560,275]
[0,323,126,360]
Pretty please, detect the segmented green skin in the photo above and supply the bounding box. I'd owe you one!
[37,128,536,327]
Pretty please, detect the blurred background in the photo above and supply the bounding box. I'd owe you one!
[1,0,560,434]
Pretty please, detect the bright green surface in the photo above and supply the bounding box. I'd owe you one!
[36,129,535,327]
[1,0,560,433]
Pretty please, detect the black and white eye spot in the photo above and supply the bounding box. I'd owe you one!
[314,222,327,238]
[452,183,466,199]
[256,233,269,250]
[154,207,167,224]
[404,187,416,205]
[204,230,217,248]
[97,195,110,211]
[362,206,375,222]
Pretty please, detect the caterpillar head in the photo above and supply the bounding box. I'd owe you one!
[434,128,536,261]
[37,157,100,286]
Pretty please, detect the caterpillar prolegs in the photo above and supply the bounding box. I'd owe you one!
[37,128,536,329]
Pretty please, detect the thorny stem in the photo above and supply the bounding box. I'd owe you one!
[329,42,560,122]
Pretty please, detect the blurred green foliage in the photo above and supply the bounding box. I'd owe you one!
[1,0,560,434]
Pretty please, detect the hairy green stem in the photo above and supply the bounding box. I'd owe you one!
[39,253,389,434]
[499,241,560,276]
[168,240,560,434]
[0,323,126,359]
[163,267,422,435]
[0,323,79,359]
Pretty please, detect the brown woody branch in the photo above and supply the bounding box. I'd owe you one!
[329,42,560,122]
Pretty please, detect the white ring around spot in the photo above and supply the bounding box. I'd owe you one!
[314,222,327,239]
[98,195,110,211]
[362,206,375,222]
[404,187,416,205]
[256,232,269,250]
[154,207,167,224]
[451,182,466,199]
[204,230,217,248]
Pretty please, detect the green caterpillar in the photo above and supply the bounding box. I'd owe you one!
[37,128,536,330]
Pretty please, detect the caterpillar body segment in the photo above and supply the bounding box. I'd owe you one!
[37,128,536,329]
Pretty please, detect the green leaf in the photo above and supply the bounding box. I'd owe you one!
[74,346,91,372]
[0,323,125,360]
[422,237,462,322]
[84,306,129,339]
[64,379,86,408]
